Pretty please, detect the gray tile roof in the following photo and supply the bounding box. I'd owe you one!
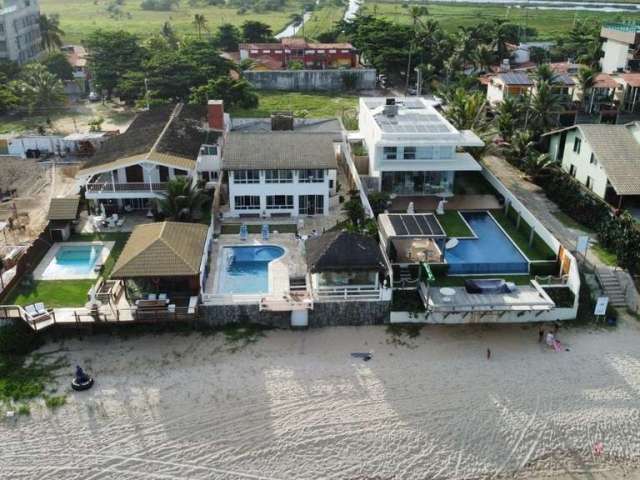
[222,132,339,170]
[577,125,640,195]
[498,72,533,85]
[305,231,386,273]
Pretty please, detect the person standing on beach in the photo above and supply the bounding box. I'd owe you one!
[487,348,491,360]
[538,327,544,343]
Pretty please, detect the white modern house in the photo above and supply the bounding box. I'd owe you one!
[222,131,339,217]
[544,122,640,209]
[486,72,534,106]
[0,0,41,64]
[356,97,484,196]
[76,102,227,213]
[600,22,640,74]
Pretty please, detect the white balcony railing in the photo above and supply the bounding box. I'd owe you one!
[86,182,169,193]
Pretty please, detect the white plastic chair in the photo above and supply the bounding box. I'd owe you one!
[148,293,157,300]
[34,303,47,315]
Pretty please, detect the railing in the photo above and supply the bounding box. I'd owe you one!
[0,304,56,331]
[86,182,169,193]
[534,274,569,286]
[314,284,382,301]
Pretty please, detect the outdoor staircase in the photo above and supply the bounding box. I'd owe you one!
[397,266,414,288]
[596,268,627,307]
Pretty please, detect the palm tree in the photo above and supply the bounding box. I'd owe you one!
[531,64,559,85]
[157,177,207,221]
[473,44,496,73]
[192,14,208,40]
[39,14,64,51]
[530,80,562,134]
[577,66,596,113]
[522,152,553,181]
[19,64,65,116]
[503,130,534,165]
[404,6,428,93]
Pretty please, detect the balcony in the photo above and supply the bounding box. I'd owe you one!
[86,182,169,193]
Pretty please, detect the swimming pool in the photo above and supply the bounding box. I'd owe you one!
[218,246,285,294]
[35,242,113,280]
[444,212,529,275]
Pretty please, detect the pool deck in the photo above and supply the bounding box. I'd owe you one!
[204,233,308,300]
[389,195,501,213]
[32,241,115,281]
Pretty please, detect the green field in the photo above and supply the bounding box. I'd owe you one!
[303,5,346,39]
[361,2,640,40]
[40,0,304,43]
[230,90,358,118]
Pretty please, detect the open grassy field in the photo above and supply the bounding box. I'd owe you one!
[304,4,346,39]
[361,2,640,40]
[40,0,304,43]
[230,90,358,118]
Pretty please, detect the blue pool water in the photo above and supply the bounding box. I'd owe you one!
[41,245,104,278]
[218,246,285,294]
[444,212,529,275]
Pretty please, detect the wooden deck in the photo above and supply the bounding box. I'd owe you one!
[389,195,501,213]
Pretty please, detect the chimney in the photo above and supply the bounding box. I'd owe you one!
[383,98,398,117]
[207,100,224,130]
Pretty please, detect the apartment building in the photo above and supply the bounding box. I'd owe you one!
[0,0,41,64]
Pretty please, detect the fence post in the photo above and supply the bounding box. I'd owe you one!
[528,226,535,247]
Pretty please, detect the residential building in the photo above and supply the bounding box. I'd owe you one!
[61,44,89,94]
[544,122,640,209]
[356,97,484,196]
[239,37,357,70]
[600,22,640,74]
[222,131,339,217]
[0,0,41,64]
[76,102,228,213]
[486,71,575,107]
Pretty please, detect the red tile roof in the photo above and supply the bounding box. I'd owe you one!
[621,73,640,87]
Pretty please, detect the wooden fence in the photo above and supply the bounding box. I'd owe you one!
[0,231,52,303]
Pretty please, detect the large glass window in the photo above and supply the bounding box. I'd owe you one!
[299,195,324,215]
[233,170,260,184]
[298,169,324,183]
[437,146,453,159]
[403,147,416,160]
[265,170,293,183]
[266,195,294,209]
[381,171,448,195]
[234,196,260,210]
[383,147,397,160]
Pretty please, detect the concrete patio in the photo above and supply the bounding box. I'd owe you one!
[388,194,502,213]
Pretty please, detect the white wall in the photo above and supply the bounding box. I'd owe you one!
[487,81,505,105]
[557,129,609,199]
[601,39,630,74]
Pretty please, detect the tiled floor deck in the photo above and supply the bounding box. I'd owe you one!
[424,284,555,312]
[389,195,501,213]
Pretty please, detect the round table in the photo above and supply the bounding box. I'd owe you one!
[439,287,456,297]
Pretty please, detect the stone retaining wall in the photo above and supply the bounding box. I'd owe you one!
[243,69,376,91]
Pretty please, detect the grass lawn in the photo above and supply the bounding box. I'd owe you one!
[305,5,346,39]
[437,211,472,237]
[230,91,359,119]
[432,274,532,287]
[552,210,595,234]
[491,211,557,261]
[220,223,297,234]
[362,2,640,40]
[454,172,499,196]
[40,0,303,43]
[591,243,618,267]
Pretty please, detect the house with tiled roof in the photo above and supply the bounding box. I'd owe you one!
[76,101,228,214]
[544,122,640,210]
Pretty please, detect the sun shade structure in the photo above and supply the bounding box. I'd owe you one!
[305,231,386,273]
[111,222,209,278]
[47,197,80,221]
[378,213,446,238]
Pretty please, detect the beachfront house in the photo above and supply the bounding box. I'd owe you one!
[486,72,534,106]
[600,22,640,75]
[46,197,80,242]
[305,231,390,301]
[76,102,228,214]
[354,97,484,197]
[544,123,640,210]
[222,131,339,218]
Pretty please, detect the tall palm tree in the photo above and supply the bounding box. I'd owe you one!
[404,5,428,93]
[577,66,596,113]
[192,14,208,40]
[39,14,64,51]
[19,64,65,116]
[473,44,496,73]
[530,80,562,134]
[531,64,559,85]
[157,176,207,221]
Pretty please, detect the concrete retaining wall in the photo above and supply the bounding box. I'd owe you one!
[390,307,576,325]
[198,299,390,328]
[243,69,377,91]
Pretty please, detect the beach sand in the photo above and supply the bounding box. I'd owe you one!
[1,321,640,479]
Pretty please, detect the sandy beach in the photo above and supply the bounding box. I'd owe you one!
[1,321,640,479]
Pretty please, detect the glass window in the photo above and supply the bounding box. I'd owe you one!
[266,195,294,209]
[298,169,324,183]
[573,137,581,153]
[234,196,260,210]
[200,145,217,155]
[233,170,260,184]
[265,170,293,183]
[438,146,452,159]
[383,147,397,160]
[586,176,594,190]
[403,147,416,160]
[590,153,597,165]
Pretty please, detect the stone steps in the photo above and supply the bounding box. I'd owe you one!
[596,269,627,307]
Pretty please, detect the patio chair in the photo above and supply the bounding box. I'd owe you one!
[158,293,167,301]
[34,302,47,315]
[148,293,157,300]
[116,218,125,227]
[23,304,51,323]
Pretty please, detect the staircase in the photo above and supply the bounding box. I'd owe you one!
[395,266,415,288]
[596,268,627,307]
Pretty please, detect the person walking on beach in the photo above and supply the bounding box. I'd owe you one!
[538,327,544,343]
[487,348,491,360]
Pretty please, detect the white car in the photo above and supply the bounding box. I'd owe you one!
[88,91,100,102]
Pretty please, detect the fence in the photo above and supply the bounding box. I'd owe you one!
[0,232,52,303]
[243,69,377,91]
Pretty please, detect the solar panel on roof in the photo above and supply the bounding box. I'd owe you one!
[426,215,444,236]
[390,215,408,236]
[401,215,421,235]
[415,215,432,235]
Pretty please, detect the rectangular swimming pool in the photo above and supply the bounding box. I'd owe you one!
[444,212,529,275]
[34,242,113,280]
[218,245,285,295]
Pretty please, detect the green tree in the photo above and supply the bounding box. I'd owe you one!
[18,64,66,115]
[41,51,73,81]
[0,74,20,115]
[39,14,64,51]
[86,30,147,98]
[144,50,201,100]
[473,44,495,73]
[161,21,180,48]
[193,14,208,39]
[241,20,273,42]
[157,176,207,221]
[190,77,258,108]
[404,5,428,92]
[577,66,596,113]
[342,193,365,229]
[216,23,240,51]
